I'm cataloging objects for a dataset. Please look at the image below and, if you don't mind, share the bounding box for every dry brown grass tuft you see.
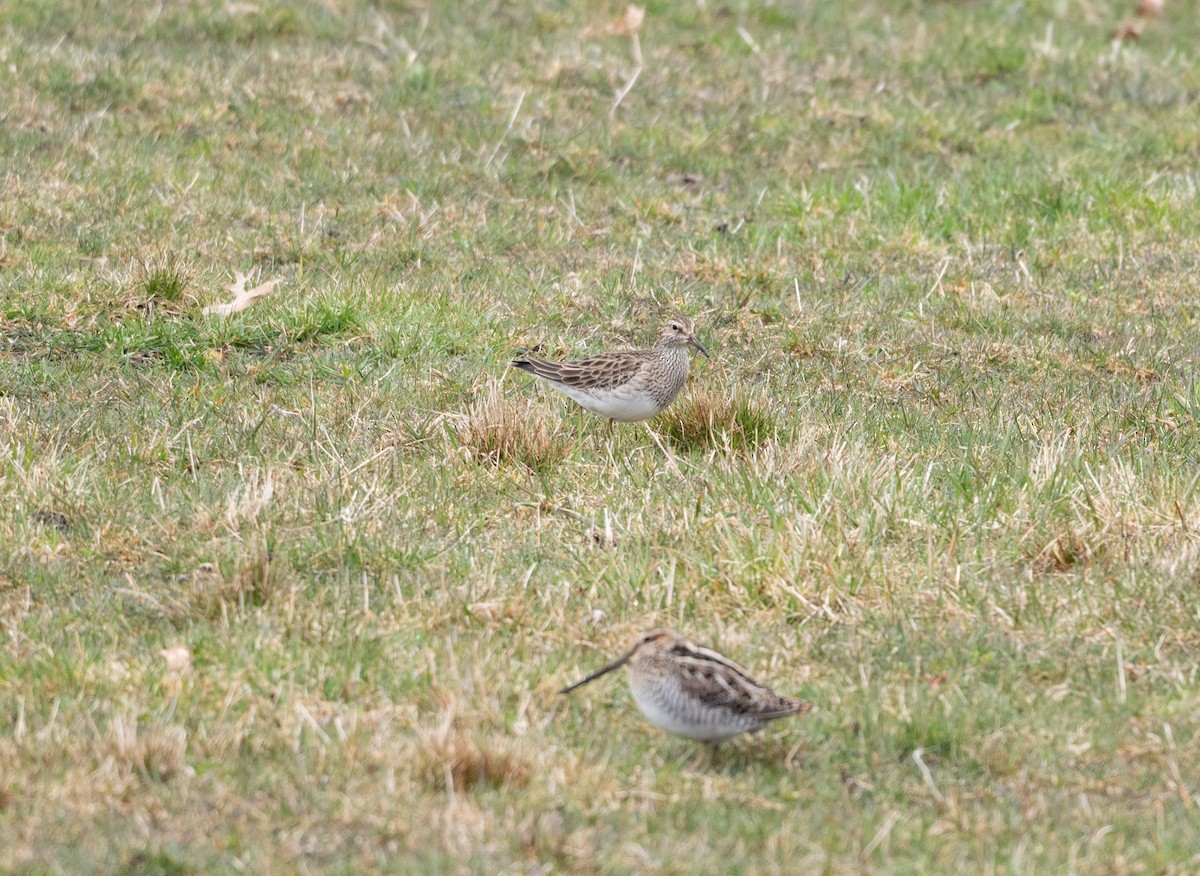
[458,383,570,470]
[1031,528,1094,573]
[416,716,530,793]
[183,543,281,618]
[108,718,188,784]
[660,389,777,453]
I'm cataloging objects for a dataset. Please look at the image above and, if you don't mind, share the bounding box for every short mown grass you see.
[3,0,1200,873]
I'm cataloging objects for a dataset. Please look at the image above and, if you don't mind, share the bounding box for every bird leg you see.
[692,740,722,770]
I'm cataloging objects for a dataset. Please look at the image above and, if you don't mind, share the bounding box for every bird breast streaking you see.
[511,315,710,426]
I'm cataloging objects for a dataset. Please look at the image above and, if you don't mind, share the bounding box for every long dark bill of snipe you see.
[559,649,634,695]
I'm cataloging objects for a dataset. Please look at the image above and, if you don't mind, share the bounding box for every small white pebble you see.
[160,644,192,674]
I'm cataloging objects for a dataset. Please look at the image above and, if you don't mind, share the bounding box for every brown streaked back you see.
[650,635,811,721]
[510,349,651,390]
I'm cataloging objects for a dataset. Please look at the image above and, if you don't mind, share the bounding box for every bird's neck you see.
[655,345,690,379]
[655,342,686,359]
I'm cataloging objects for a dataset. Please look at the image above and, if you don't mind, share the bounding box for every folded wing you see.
[511,350,649,391]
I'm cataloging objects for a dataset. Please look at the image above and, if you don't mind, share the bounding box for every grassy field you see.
[3,0,1200,871]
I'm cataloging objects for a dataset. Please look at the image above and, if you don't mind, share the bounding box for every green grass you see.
[3,0,1200,872]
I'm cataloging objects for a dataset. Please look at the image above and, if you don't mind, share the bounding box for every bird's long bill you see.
[688,334,711,358]
[559,650,633,695]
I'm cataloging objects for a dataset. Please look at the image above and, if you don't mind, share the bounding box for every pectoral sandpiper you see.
[560,629,811,743]
[511,316,710,429]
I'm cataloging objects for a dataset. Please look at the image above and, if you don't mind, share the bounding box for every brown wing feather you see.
[672,641,810,720]
[511,349,651,390]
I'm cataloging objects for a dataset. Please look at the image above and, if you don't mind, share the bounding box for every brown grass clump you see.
[661,390,777,453]
[183,543,281,619]
[459,384,569,470]
[108,719,188,784]
[416,723,530,793]
[1031,528,1095,573]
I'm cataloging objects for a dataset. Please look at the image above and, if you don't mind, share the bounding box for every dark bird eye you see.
[670,323,680,331]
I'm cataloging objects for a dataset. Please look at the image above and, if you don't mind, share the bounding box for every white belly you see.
[630,685,749,742]
[554,384,665,422]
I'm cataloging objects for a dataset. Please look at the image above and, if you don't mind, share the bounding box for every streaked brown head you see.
[658,316,710,358]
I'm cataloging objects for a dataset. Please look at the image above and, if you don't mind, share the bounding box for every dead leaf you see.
[1137,0,1163,17]
[582,4,644,37]
[1109,19,1144,39]
[203,271,281,316]
[160,644,192,674]
[614,4,644,36]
